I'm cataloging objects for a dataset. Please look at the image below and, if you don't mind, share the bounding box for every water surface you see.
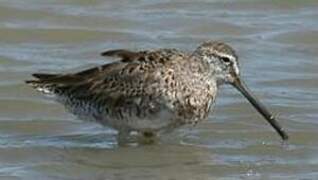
[1,0,318,179]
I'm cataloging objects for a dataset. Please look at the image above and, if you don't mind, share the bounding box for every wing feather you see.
[26,48,188,105]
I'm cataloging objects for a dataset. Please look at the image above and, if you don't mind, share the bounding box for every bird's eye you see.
[221,57,231,63]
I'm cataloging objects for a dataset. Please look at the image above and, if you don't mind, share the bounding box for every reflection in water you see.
[0,0,318,179]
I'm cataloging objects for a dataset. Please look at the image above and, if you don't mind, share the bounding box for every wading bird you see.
[26,41,288,143]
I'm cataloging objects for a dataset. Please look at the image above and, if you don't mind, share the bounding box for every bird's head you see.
[193,41,288,141]
[194,41,240,85]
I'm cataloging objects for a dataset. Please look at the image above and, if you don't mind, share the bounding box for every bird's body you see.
[26,41,288,142]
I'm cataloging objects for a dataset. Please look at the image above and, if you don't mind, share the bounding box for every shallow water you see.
[1,0,318,179]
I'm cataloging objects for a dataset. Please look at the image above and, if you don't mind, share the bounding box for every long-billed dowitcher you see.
[26,41,288,143]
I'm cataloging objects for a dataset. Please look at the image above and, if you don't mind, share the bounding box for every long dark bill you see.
[232,78,289,141]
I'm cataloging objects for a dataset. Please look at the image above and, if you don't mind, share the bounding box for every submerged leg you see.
[117,129,159,145]
[137,131,158,144]
[117,130,132,145]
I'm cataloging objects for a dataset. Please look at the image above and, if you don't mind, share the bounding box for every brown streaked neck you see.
[186,53,212,75]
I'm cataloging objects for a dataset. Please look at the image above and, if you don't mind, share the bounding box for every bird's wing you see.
[100,49,142,62]
[26,49,187,110]
[100,48,186,64]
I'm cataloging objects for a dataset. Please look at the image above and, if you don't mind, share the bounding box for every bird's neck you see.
[187,54,211,74]
[189,53,225,87]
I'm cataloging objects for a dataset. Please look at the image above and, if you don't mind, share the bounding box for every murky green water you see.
[1,0,318,179]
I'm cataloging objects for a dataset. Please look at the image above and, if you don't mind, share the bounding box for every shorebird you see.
[26,41,288,143]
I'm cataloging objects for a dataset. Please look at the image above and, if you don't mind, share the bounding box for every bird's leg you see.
[117,129,132,145]
[143,131,156,139]
[137,131,158,144]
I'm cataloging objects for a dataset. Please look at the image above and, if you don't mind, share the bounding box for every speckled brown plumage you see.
[26,41,289,142]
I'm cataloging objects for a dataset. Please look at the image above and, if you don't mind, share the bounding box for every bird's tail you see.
[25,73,59,94]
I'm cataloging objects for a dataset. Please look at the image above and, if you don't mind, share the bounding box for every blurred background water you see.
[0,0,318,179]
